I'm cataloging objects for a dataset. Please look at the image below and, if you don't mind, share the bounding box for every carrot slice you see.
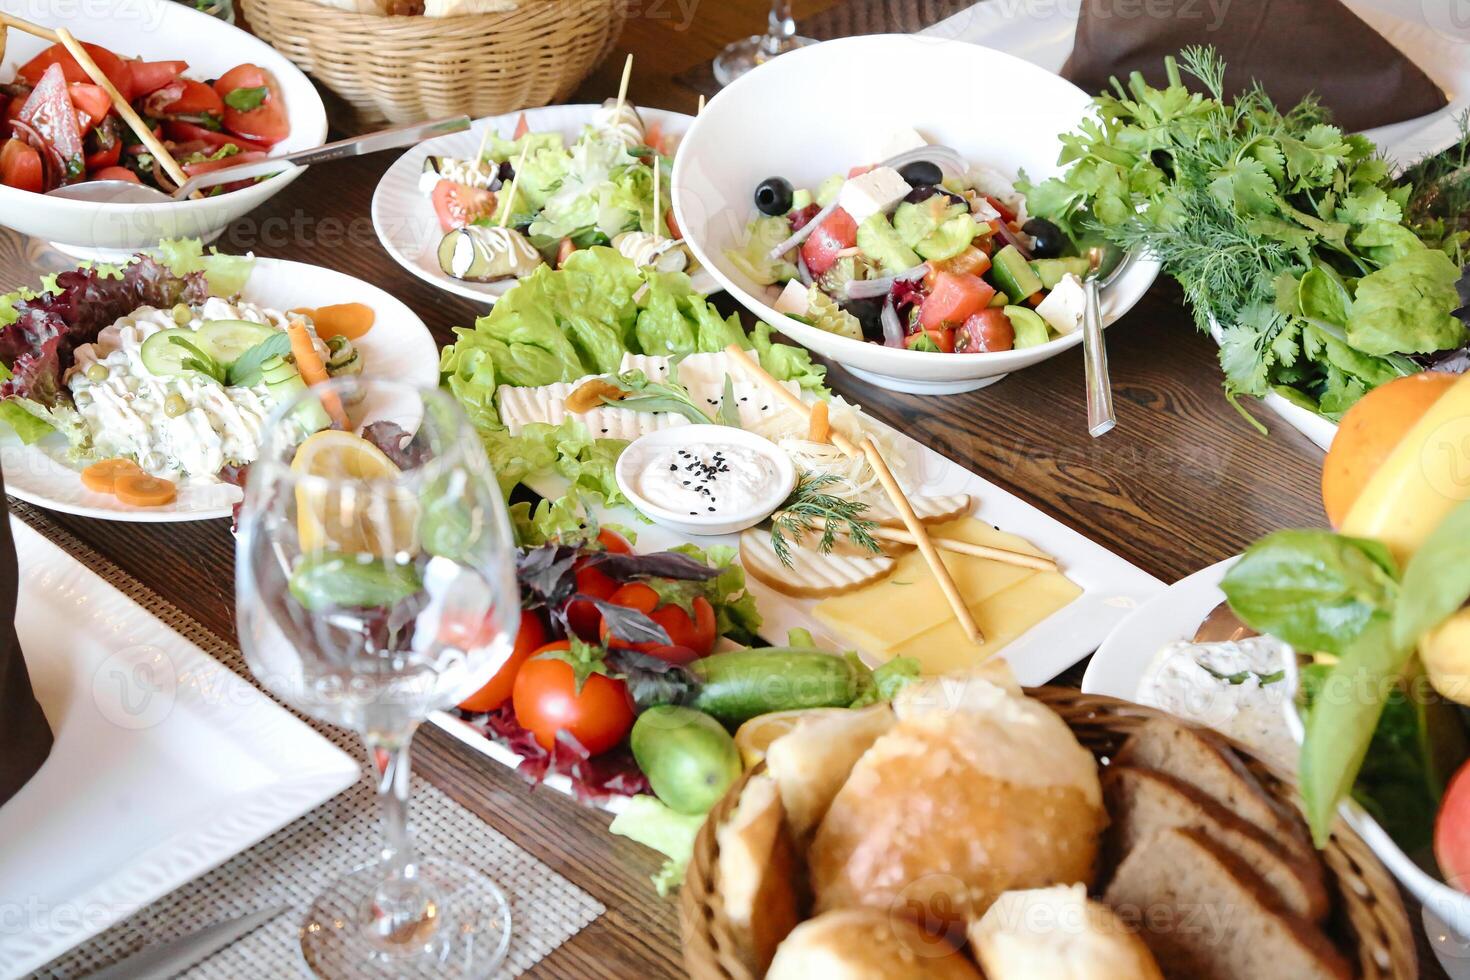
[114,473,177,507]
[287,319,349,429]
[308,302,374,340]
[807,399,830,444]
[80,458,144,494]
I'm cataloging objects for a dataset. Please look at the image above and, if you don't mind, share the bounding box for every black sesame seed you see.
[708,507,715,512]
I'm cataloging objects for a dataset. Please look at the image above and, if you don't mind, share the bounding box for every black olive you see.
[903,185,966,208]
[843,298,885,342]
[754,177,794,216]
[1022,217,1067,259]
[898,160,943,187]
[498,161,515,182]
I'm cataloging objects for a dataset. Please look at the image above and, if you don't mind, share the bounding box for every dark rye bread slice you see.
[1103,765,1329,921]
[1104,827,1351,980]
[1115,718,1313,859]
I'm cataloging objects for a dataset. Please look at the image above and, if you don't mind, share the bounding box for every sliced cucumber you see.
[1003,305,1051,349]
[197,319,279,367]
[261,360,332,434]
[139,327,202,377]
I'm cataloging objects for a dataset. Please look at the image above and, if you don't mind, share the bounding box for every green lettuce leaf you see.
[154,238,254,295]
[726,216,797,287]
[1347,248,1467,355]
[803,288,862,340]
[750,321,826,391]
[608,795,706,896]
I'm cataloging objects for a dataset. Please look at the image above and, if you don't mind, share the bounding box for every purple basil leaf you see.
[361,420,431,470]
[516,545,579,610]
[586,550,720,583]
[605,648,698,710]
[590,597,672,646]
[457,702,650,803]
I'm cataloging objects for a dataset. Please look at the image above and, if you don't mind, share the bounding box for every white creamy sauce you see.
[451,226,543,281]
[632,442,779,517]
[66,298,308,483]
[613,231,686,272]
[1135,636,1294,768]
[591,101,645,149]
[419,157,496,194]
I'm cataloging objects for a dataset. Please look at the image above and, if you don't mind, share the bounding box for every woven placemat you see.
[675,0,979,97]
[12,504,604,980]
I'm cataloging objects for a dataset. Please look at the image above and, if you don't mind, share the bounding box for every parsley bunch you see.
[1020,47,1468,423]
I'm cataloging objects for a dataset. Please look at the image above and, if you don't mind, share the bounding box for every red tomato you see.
[91,165,140,184]
[83,119,122,171]
[904,328,955,353]
[847,164,874,178]
[126,60,188,98]
[161,79,224,118]
[512,112,530,139]
[512,642,634,755]
[213,64,288,146]
[18,43,131,98]
[0,140,43,193]
[643,644,701,666]
[555,236,577,268]
[643,121,665,155]
[1438,758,1470,893]
[599,582,717,658]
[919,271,995,330]
[67,84,110,132]
[182,149,267,176]
[18,65,85,185]
[563,528,633,641]
[924,247,991,288]
[955,309,1015,353]
[430,179,496,232]
[799,206,858,277]
[457,609,547,713]
[984,195,1017,223]
[665,206,682,239]
[164,120,268,154]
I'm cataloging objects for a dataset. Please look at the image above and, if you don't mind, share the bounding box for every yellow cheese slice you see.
[888,571,1083,674]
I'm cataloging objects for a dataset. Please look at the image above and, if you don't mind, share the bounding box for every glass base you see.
[713,33,817,87]
[299,857,511,979]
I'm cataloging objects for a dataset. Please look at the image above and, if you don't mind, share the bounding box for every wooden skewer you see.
[498,141,531,230]
[52,26,196,197]
[696,94,706,115]
[871,525,1056,570]
[0,11,58,41]
[724,343,983,643]
[614,54,633,119]
[472,122,494,173]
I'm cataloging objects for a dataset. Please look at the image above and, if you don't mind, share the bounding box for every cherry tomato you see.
[919,271,995,330]
[800,206,858,277]
[512,641,634,755]
[18,43,130,98]
[430,179,496,233]
[643,644,701,666]
[955,309,1015,353]
[984,194,1017,223]
[905,328,955,353]
[512,112,530,139]
[213,64,289,146]
[847,164,874,178]
[0,140,43,193]
[599,582,717,658]
[457,609,547,713]
[165,119,269,154]
[67,84,110,132]
[161,79,224,118]
[126,60,188,98]
[83,119,122,171]
[563,528,633,641]
[91,165,140,184]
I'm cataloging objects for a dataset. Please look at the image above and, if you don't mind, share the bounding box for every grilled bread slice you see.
[1103,827,1350,980]
[1103,766,1328,921]
[740,527,896,598]
[861,492,972,528]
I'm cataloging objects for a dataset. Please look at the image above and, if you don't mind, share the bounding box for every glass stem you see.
[368,727,417,870]
[361,724,437,954]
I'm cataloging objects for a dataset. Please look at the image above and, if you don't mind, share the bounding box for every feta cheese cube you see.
[837,167,912,225]
[877,127,928,160]
[1035,273,1087,336]
[772,279,810,317]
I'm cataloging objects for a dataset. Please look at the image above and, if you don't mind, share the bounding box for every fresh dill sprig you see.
[769,473,880,569]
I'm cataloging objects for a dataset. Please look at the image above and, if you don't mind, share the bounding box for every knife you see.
[84,905,290,980]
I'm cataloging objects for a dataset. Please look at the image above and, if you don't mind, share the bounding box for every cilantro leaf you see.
[223,86,269,112]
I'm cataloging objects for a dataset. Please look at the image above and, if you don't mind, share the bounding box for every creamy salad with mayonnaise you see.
[66,298,332,483]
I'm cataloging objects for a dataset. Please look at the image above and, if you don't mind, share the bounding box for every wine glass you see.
[712,0,816,87]
[236,377,520,979]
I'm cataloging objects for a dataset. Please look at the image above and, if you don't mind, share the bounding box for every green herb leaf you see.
[223,85,269,112]
[226,331,293,386]
[769,474,880,569]
[1392,500,1470,650]
[168,335,226,383]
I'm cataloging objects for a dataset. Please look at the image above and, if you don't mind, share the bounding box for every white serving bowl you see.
[671,34,1160,395]
[0,0,327,259]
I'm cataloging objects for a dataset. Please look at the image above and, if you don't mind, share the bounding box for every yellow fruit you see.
[1340,372,1470,563]
[733,708,849,768]
[291,430,416,554]
[1423,607,1470,706]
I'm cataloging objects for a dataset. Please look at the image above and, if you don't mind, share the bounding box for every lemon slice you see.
[292,430,418,555]
[733,707,850,768]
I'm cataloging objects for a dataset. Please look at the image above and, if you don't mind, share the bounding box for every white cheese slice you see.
[495,380,686,440]
[1035,273,1087,336]
[773,279,810,317]
[877,127,929,160]
[618,351,804,429]
[836,167,911,225]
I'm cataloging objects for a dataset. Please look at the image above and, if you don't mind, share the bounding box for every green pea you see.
[163,394,188,417]
[84,363,110,383]
[171,304,192,325]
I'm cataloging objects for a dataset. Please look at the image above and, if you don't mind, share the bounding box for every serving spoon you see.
[1082,244,1132,438]
[46,115,471,204]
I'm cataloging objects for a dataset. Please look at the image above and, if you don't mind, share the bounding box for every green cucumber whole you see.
[289,552,423,611]
[629,706,742,815]
[689,648,866,726]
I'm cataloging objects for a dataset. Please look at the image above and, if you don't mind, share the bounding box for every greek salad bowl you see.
[0,0,327,260]
[672,35,1161,395]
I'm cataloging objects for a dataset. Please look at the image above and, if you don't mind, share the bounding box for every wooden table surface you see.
[0,3,1444,977]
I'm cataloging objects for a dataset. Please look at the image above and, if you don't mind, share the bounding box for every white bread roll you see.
[969,885,1163,980]
[808,677,1104,922]
[715,774,800,974]
[766,909,983,980]
[764,703,895,844]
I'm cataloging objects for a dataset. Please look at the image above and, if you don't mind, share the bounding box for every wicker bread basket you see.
[240,0,627,125]
[681,687,1418,980]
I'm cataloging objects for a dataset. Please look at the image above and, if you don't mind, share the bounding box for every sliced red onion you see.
[994,219,1032,261]
[795,253,813,287]
[880,144,969,178]
[843,263,927,300]
[880,297,904,347]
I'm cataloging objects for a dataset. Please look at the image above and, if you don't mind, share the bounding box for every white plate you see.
[0,256,440,522]
[0,0,328,258]
[433,415,1165,809]
[372,104,718,304]
[924,0,1468,437]
[672,34,1162,396]
[0,519,358,976]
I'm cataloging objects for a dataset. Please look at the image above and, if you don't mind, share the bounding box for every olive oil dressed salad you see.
[728,132,1086,354]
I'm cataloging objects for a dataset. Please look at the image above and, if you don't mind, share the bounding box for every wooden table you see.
[0,4,1443,977]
